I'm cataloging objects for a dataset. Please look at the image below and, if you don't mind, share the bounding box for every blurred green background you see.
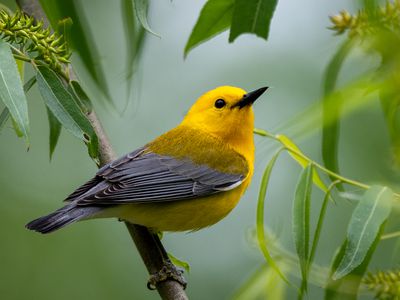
[1,0,398,299]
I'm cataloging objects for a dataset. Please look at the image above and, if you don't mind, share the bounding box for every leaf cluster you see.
[0,10,70,71]
[363,270,400,299]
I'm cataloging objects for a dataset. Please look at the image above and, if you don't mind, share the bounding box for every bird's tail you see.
[26,204,102,234]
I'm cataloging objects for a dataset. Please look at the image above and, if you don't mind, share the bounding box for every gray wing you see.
[65,148,245,206]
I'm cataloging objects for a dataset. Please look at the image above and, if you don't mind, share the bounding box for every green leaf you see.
[39,0,111,102]
[122,0,145,99]
[167,252,190,273]
[184,0,234,57]
[36,66,99,160]
[229,0,278,42]
[133,0,159,37]
[257,148,290,284]
[0,76,36,133]
[309,183,337,269]
[46,107,61,160]
[0,107,8,131]
[325,226,384,300]
[277,134,328,192]
[292,164,313,296]
[69,81,93,113]
[333,186,393,279]
[322,40,354,188]
[0,40,29,143]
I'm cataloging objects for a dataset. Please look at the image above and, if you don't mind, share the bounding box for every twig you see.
[16,1,188,299]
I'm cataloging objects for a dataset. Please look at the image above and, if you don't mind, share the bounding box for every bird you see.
[26,85,268,234]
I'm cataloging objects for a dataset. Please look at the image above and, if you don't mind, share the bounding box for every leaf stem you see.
[381,231,400,240]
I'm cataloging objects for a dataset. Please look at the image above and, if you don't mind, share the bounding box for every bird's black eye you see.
[214,99,226,109]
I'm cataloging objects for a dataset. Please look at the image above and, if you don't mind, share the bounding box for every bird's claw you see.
[147,261,187,290]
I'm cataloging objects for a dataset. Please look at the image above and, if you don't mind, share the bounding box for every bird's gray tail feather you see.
[26,204,102,234]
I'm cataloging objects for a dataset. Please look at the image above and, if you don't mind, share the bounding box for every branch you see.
[16,1,188,299]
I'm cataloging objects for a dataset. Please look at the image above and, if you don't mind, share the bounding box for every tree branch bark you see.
[16,1,188,299]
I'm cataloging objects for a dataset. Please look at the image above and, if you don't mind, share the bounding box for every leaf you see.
[277,134,328,192]
[257,148,290,284]
[184,0,234,57]
[325,226,384,300]
[36,66,99,160]
[0,107,8,131]
[69,81,93,113]
[333,186,393,279]
[46,107,61,160]
[229,0,278,42]
[293,164,313,296]
[122,0,145,99]
[39,0,111,102]
[167,252,190,273]
[0,76,36,133]
[0,40,29,143]
[322,40,354,187]
[309,183,337,268]
[133,0,159,37]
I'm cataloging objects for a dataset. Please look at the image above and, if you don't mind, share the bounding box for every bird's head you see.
[182,86,268,150]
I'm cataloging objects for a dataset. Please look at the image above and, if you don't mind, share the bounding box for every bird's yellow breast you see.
[114,176,251,232]
[99,125,254,232]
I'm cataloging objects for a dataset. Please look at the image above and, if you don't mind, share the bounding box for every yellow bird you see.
[26,86,268,233]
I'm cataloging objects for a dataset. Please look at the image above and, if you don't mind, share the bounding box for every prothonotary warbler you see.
[26,86,268,233]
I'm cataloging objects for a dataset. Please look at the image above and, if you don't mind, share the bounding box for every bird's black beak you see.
[233,87,269,109]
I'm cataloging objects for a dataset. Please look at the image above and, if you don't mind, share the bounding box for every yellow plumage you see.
[27,85,267,233]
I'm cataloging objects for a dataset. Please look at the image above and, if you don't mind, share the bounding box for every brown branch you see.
[16,1,188,299]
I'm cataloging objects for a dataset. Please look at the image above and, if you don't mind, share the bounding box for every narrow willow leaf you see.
[39,0,111,101]
[184,0,234,57]
[257,148,290,284]
[277,134,328,192]
[0,40,29,142]
[133,0,159,37]
[122,0,145,98]
[69,81,93,113]
[36,66,99,160]
[0,76,36,132]
[167,252,190,274]
[309,183,337,268]
[322,40,354,187]
[325,226,384,300]
[0,107,8,131]
[333,186,393,279]
[46,108,61,160]
[293,164,313,295]
[229,0,278,42]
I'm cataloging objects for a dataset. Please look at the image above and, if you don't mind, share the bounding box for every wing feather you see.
[66,148,247,206]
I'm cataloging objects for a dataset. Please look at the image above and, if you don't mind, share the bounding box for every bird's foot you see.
[147,260,187,290]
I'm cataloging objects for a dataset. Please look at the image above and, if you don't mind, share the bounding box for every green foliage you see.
[229,0,278,42]
[167,252,190,274]
[329,1,400,37]
[36,66,99,162]
[132,0,159,37]
[184,0,234,57]
[321,39,354,188]
[325,231,382,300]
[0,39,29,143]
[0,10,70,71]
[39,0,111,100]
[46,107,61,159]
[256,148,290,284]
[363,270,400,299]
[333,186,393,279]
[292,164,313,297]
[185,0,278,56]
